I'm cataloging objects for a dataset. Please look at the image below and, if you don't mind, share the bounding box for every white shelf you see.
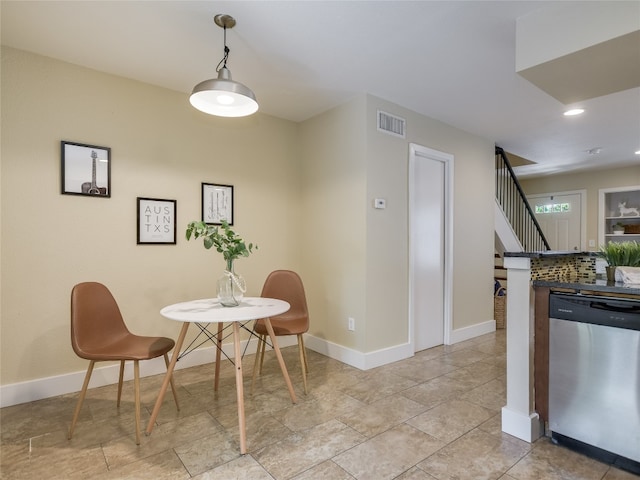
[598,186,640,246]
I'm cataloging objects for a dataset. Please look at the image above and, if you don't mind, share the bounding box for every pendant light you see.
[190,14,258,117]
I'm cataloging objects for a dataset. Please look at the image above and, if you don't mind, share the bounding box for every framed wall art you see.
[202,183,233,225]
[61,141,111,197]
[137,197,177,245]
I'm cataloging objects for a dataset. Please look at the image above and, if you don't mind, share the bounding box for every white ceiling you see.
[2,0,639,178]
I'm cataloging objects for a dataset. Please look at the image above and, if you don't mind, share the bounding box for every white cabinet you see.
[598,186,640,246]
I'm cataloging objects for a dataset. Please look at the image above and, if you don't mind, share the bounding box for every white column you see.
[501,256,543,442]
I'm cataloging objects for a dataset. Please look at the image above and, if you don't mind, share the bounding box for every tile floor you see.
[1,330,638,479]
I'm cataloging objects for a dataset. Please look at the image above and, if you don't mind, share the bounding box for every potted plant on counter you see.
[598,240,640,282]
[186,220,257,306]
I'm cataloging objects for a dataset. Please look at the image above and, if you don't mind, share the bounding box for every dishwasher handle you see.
[590,300,640,314]
[549,293,640,330]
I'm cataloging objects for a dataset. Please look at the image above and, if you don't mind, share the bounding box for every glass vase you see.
[217,260,246,307]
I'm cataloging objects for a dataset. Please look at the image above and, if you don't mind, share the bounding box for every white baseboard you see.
[449,319,496,344]
[501,406,543,443]
[304,319,495,371]
[304,335,414,371]
[0,335,297,408]
[0,324,496,408]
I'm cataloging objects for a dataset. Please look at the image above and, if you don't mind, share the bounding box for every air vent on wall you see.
[377,110,406,138]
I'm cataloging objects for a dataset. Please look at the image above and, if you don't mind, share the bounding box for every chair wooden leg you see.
[116,360,125,407]
[133,360,141,445]
[298,334,308,394]
[164,354,180,411]
[68,360,95,440]
[299,334,309,371]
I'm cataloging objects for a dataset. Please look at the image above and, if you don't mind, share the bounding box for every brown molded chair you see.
[68,282,179,444]
[252,270,310,394]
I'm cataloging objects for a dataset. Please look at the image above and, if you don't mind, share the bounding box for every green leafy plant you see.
[598,241,640,267]
[186,220,257,270]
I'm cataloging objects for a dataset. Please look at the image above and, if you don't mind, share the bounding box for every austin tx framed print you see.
[202,183,233,225]
[137,197,177,244]
[61,141,111,197]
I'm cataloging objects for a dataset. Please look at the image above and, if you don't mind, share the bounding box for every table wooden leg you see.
[145,322,190,435]
[164,354,180,411]
[133,360,141,445]
[263,318,297,404]
[214,322,223,392]
[232,321,247,454]
[250,334,264,395]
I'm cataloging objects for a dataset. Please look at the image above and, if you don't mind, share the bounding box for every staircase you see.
[493,147,549,323]
[494,253,508,289]
[495,146,550,254]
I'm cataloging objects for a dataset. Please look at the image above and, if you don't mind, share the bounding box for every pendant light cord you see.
[216,25,230,72]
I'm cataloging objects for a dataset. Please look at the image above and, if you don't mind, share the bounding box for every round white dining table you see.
[145,297,297,454]
[159,297,290,322]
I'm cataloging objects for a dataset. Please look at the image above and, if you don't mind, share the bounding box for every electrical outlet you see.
[348,317,355,331]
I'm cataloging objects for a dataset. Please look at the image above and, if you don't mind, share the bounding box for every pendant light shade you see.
[190,14,258,117]
[190,67,258,117]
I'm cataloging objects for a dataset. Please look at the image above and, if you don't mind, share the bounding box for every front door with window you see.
[528,192,584,251]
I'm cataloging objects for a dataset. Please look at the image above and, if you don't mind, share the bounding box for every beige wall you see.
[366,97,495,346]
[299,97,368,352]
[1,46,496,393]
[1,47,302,385]
[299,94,495,355]
[520,166,640,250]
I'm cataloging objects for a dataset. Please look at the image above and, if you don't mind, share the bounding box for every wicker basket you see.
[624,224,640,234]
[494,287,506,329]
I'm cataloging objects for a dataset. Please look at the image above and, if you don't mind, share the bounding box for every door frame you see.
[527,189,587,251]
[408,143,454,351]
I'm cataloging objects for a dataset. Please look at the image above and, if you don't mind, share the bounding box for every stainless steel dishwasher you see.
[549,292,640,474]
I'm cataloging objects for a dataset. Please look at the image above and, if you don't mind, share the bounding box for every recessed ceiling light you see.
[564,108,585,116]
[635,150,640,155]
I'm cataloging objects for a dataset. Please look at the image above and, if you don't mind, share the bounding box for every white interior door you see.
[409,144,452,352]
[528,192,585,251]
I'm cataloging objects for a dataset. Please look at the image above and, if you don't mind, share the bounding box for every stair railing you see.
[495,146,550,252]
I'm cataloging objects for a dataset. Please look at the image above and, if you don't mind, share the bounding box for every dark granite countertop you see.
[504,251,599,258]
[533,277,640,296]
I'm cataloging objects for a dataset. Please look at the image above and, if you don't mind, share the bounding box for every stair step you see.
[495,253,507,288]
